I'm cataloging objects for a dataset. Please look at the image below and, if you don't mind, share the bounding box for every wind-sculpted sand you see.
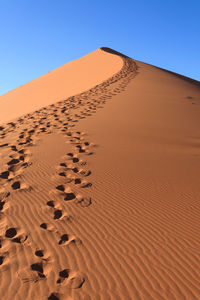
[0,47,200,299]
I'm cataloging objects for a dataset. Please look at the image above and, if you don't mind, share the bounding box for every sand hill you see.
[0,47,200,300]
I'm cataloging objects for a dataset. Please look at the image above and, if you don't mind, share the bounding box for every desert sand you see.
[0,47,200,300]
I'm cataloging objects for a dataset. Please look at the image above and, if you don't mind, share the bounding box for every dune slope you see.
[0,48,123,123]
[0,47,200,300]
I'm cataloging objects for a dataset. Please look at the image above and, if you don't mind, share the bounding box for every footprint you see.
[79,169,91,177]
[35,250,44,257]
[18,262,46,283]
[12,234,28,244]
[58,172,66,177]
[0,171,10,180]
[64,193,76,201]
[73,178,92,188]
[56,185,65,192]
[8,162,29,174]
[11,181,21,190]
[58,233,81,246]
[7,158,20,166]
[59,162,67,167]
[9,153,29,163]
[0,200,6,211]
[5,227,28,243]
[54,209,62,220]
[75,195,92,207]
[40,223,48,230]
[46,201,55,208]
[48,293,60,300]
[11,180,30,191]
[0,190,10,202]
[54,171,73,183]
[0,256,4,265]
[5,227,17,238]
[72,157,79,163]
[0,251,8,265]
[57,269,69,283]
[54,185,76,201]
[81,182,92,188]
[58,234,69,245]
[74,178,81,185]
[10,145,18,152]
[76,146,86,153]
[0,143,9,148]
[31,262,45,278]
[66,153,79,163]
[71,167,79,174]
[40,223,55,231]
[56,269,85,289]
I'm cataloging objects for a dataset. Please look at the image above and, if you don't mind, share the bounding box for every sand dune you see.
[0,48,123,123]
[0,47,200,300]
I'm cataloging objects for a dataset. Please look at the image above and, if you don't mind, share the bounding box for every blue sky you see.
[0,0,199,96]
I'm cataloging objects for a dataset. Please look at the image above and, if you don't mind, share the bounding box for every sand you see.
[0,47,200,300]
[0,49,123,124]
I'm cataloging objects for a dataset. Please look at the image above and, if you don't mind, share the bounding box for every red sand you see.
[0,48,200,300]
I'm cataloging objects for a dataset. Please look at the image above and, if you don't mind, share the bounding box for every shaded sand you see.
[0,47,200,300]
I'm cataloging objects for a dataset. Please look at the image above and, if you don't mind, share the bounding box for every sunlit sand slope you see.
[0,48,123,123]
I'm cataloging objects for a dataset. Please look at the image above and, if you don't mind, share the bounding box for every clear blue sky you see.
[0,0,199,96]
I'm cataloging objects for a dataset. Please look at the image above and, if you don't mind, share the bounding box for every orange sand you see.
[0,49,123,123]
[0,47,200,300]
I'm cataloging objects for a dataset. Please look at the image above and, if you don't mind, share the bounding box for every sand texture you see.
[0,47,200,300]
